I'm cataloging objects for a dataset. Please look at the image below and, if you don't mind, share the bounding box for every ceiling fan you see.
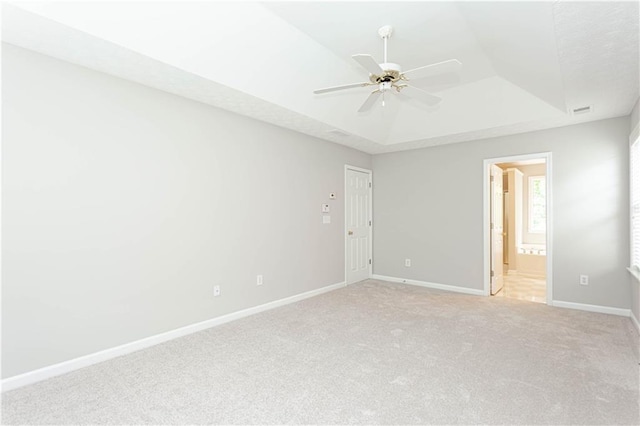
[313,25,462,112]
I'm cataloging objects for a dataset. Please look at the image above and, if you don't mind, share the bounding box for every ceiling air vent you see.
[572,105,592,115]
[327,129,349,138]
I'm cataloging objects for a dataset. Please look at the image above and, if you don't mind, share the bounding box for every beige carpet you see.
[2,279,639,425]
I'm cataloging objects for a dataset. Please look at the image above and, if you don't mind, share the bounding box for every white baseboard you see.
[1,280,346,392]
[630,310,640,335]
[551,300,631,317]
[371,274,484,296]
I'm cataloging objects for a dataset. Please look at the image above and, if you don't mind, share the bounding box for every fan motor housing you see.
[370,62,402,84]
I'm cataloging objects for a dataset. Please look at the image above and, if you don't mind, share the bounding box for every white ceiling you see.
[3,1,639,154]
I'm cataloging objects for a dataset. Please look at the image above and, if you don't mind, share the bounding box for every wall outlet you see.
[213,285,221,297]
[257,275,263,286]
[405,259,411,267]
[579,275,589,286]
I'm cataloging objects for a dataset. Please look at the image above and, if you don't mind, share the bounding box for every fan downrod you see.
[371,25,401,83]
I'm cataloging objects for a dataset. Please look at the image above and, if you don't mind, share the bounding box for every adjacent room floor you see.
[496,270,547,304]
[2,279,638,425]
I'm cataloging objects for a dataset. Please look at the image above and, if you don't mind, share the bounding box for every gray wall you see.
[3,42,637,379]
[373,116,631,310]
[2,44,371,378]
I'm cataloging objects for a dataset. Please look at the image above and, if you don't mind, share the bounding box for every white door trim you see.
[344,165,373,284]
[483,152,553,305]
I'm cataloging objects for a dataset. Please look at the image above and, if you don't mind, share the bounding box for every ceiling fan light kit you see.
[313,25,462,112]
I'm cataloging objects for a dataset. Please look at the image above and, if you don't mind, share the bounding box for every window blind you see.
[631,137,640,269]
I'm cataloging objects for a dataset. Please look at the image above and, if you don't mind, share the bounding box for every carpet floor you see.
[2,279,639,425]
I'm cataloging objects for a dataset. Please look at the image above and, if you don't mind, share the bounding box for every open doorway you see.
[484,153,552,305]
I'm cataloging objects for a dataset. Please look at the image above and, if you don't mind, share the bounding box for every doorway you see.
[345,165,372,285]
[484,153,552,304]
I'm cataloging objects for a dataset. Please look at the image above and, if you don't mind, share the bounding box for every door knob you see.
[348,231,353,235]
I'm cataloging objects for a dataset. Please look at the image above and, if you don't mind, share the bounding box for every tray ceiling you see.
[3,1,638,154]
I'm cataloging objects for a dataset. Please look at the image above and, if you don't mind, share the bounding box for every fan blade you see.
[358,90,382,112]
[402,59,462,80]
[313,82,371,94]
[352,54,384,75]
[398,85,442,106]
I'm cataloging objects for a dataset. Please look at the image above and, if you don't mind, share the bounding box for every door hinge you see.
[369,220,372,226]
[369,259,372,265]
[369,182,372,188]
[490,270,494,277]
[490,176,494,182]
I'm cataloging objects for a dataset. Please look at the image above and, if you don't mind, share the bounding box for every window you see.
[631,136,640,270]
[528,176,546,233]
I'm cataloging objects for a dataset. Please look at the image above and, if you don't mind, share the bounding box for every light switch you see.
[322,204,330,213]
[323,215,331,224]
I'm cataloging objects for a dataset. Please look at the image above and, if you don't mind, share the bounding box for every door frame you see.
[344,164,373,285]
[483,152,553,305]
[489,164,505,295]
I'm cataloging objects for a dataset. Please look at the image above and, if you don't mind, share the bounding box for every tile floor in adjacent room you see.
[496,268,546,304]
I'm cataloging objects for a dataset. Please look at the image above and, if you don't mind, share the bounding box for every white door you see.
[346,168,371,284]
[490,164,504,295]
